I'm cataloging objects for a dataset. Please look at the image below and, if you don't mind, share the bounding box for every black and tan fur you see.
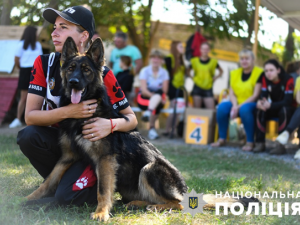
[26,37,188,221]
[26,37,260,221]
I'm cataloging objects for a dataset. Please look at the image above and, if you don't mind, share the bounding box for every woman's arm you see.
[213,66,223,81]
[229,87,238,107]
[82,106,138,141]
[14,56,20,69]
[162,80,169,95]
[296,91,300,105]
[25,93,98,126]
[140,79,153,98]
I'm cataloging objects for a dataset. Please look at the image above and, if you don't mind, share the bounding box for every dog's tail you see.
[203,194,260,210]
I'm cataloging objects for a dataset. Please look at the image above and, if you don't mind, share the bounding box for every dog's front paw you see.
[146,204,165,211]
[26,193,39,201]
[90,212,110,221]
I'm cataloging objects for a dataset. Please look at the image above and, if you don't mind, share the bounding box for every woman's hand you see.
[65,99,98,119]
[230,105,239,119]
[256,100,264,110]
[82,117,112,142]
[262,98,271,110]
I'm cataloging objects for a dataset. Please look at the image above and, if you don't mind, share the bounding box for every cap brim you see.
[42,8,80,25]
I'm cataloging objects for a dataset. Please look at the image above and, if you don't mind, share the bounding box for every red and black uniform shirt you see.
[261,74,296,109]
[28,53,129,111]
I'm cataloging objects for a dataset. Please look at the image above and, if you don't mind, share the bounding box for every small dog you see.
[25,37,188,221]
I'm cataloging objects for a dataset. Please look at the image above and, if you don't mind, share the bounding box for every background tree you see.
[183,0,263,47]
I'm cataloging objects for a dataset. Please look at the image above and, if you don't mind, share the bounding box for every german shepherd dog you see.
[26,37,259,221]
[25,37,188,221]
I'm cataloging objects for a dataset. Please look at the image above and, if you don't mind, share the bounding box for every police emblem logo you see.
[180,189,207,217]
[49,77,55,91]
[189,197,198,209]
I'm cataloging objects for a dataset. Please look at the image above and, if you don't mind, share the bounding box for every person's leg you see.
[17,126,62,179]
[164,99,176,134]
[211,101,232,146]
[269,107,291,155]
[203,97,215,109]
[148,94,162,111]
[255,109,267,144]
[277,107,293,134]
[55,161,97,205]
[193,96,202,108]
[17,90,28,120]
[239,102,257,144]
[285,107,300,134]
[149,114,159,129]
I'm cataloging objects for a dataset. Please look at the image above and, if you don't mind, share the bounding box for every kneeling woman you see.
[254,59,295,154]
[211,49,263,151]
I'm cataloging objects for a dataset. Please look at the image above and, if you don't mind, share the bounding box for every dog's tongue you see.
[71,89,81,104]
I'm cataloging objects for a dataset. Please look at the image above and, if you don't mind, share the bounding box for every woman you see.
[189,42,223,109]
[163,41,185,136]
[17,6,137,205]
[211,49,263,151]
[9,26,43,128]
[137,49,169,140]
[254,59,295,154]
[276,72,300,158]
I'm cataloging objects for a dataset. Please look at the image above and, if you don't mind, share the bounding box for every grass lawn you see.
[1,134,300,225]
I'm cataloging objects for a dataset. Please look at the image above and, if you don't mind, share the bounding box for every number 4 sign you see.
[185,115,209,145]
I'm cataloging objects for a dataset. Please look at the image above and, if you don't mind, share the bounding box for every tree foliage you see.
[271,29,300,66]
[182,0,258,46]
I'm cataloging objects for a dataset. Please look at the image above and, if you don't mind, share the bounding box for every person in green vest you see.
[163,40,186,136]
[211,49,264,151]
[189,42,223,109]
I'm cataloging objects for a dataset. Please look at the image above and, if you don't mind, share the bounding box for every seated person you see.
[116,55,134,100]
[137,49,169,140]
[254,59,295,154]
[211,49,263,151]
[276,74,300,158]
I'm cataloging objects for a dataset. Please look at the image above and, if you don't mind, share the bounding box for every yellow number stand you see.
[184,108,216,145]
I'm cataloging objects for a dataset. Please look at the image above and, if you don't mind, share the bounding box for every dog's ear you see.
[86,37,105,68]
[61,37,78,64]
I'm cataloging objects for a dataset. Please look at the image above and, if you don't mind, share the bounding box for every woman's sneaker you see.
[148,128,159,140]
[294,149,300,159]
[276,131,289,145]
[141,110,151,122]
[9,118,22,128]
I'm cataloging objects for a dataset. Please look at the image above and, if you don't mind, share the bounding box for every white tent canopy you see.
[261,0,300,31]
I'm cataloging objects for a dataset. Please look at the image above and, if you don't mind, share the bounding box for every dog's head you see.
[60,37,105,104]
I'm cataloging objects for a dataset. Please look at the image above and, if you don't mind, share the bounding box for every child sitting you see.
[116,55,134,99]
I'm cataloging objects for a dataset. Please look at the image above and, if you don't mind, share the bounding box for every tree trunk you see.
[0,0,13,25]
[283,25,295,66]
[192,0,200,32]
[245,10,255,47]
[144,20,160,65]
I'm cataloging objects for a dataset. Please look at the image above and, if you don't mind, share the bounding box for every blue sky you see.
[149,0,291,50]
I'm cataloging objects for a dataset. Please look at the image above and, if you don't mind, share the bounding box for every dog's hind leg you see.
[126,159,187,211]
[90,155,118,222]
[26,152,78,200]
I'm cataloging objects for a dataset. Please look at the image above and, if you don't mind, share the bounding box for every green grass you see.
[1,134,300,224]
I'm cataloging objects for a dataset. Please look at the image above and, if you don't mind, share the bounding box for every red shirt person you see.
[17,6,137,205]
